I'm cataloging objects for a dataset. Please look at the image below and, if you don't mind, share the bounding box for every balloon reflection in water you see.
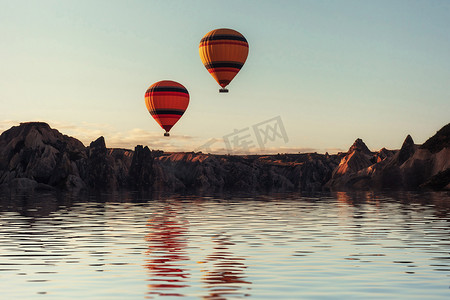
[144,204,190,298]
[201,232,251,299]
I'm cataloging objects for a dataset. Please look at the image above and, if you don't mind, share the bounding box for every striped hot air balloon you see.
[145,80,189,137]
[199,28,249,93]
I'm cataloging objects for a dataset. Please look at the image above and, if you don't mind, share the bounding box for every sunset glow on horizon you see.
[1,0,449,154]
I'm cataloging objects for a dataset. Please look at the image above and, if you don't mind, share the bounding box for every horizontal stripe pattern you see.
[146,86,189,94]
[149,109,185,116]
[199,40,249,48]
[145,91,189,98]
[200,34,247,43]
[199,28,248,89]
[204,62,243,70]
[208,68,240,74]
[145,80,189,133]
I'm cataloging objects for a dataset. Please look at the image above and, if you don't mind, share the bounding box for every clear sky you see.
[1,0,449,154]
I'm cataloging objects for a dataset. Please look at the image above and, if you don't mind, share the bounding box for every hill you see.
[0,122,449,192]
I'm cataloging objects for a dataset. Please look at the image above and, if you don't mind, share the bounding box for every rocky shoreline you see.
[0,122,449,193]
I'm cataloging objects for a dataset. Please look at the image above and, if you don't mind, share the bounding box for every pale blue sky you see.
[1,0,449,153]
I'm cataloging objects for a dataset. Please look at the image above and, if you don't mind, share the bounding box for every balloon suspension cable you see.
[164,132,170,137]
[219,88,229,93]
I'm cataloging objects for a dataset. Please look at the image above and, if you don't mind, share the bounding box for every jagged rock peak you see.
[348,138,371,154]
[90,136,106,149]
[88,136,107,158]
[402,134,414,147]
[397,134,416,165]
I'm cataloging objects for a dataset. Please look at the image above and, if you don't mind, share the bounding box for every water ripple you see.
[0,191,449,299]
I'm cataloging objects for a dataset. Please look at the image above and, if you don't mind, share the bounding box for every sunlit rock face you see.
[326,124,450,191]
[347,138,372,155]
[374,148,395,163]
[326,138,374,188]
[0,122,448,192]
[333,147,373,177]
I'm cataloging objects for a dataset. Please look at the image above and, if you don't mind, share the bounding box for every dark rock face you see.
[128,145,154,190]
[0,122,449,192]
[421,169,450,190]
[150,152,340,193]
[109,148,134,187]
[421,123,450,153]
[0,123,133,192]
[396,135,416,165]
[86,137,117,190]
[0,122,87,191]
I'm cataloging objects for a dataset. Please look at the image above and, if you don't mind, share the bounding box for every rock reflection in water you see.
[201,232,251,299]
[144,203,190,298]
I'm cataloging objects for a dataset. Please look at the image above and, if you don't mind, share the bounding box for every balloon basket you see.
[164,132,170,137]
[219,88,229,93]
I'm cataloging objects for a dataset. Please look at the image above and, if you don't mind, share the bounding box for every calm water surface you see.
[0,191,449,299]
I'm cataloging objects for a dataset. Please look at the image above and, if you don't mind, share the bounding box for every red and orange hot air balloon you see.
[145,80,189,137]
[199,28,249,93]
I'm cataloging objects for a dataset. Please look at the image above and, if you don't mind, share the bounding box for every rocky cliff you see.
[327,124,450,190]
[0,122,449,193]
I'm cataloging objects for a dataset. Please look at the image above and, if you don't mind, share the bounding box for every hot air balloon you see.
[145,80,189,137]
[199,28,249,93]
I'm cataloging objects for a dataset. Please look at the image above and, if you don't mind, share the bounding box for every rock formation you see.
[421,123,450,153]
[326,124,450,190]
[0,122,87,191]
[348,138,372,155]
[0,122,449,193]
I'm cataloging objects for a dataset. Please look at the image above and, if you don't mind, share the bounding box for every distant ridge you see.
[0,122,449,192]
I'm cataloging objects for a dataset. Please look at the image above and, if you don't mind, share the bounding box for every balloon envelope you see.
[199,28,249,90]
[145,80,189,135]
